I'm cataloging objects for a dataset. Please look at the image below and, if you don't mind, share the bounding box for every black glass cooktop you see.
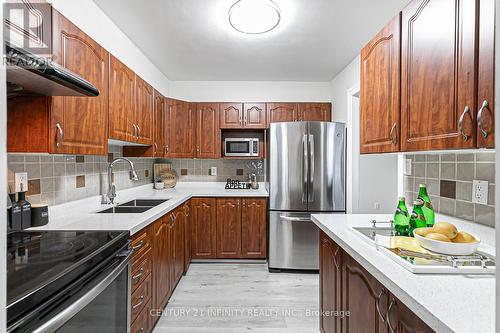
[7,230,129,323]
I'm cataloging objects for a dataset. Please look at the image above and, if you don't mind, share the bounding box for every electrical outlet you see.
[15,172,28,192]
[404,159,412,175]
[210,166,217,176]
[472,180,488,205]
[374,202,380,210]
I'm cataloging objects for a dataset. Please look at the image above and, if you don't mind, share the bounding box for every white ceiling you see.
[93,0,409,82]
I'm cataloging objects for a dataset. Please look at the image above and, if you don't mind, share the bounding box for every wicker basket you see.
[154,163,177,188]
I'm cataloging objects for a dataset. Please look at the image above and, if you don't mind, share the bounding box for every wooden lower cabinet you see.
[192,197,268,260]
[216,198,242,258]
[183,201,192,273]
[319,231,434,333]
[241,198,267,258]
[170,209,185,287]
[191,198,218,259]
[320,232,343,333]
[153,215,172,312]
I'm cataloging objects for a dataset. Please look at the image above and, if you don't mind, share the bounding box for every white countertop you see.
[29,182,268,236]
[311,213,496,333]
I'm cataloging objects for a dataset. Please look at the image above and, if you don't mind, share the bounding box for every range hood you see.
[6,43,100,97]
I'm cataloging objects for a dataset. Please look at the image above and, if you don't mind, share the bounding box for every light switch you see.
[472,180,488,205]
[404,159,412,176]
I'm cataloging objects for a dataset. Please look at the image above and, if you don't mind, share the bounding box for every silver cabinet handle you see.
[164,145,169,154]
[332,246,340,271]
[132,295,145,309]
[279,215,310,222]
[308,134,315,203]
[136,124,141,137]
[302,134,308,204]
[458,106,471,141]
[153,143,158,156]
[386,298,396,333]
[477,100,490,139]
[132,240,144,250]
[132,268,144,281]
[56,123,63,147]
[389,122,397,145]
[132,124,138,138]
[376,289,387,323]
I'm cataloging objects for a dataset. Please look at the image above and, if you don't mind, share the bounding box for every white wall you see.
[334,55,398,214]
[168,81,333,102]
[1,1,7,329]
[331,55,360,123]
[49,0,171,96]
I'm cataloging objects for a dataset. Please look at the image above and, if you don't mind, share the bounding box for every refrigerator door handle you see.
[308,134,315,203]
[302,134,308,203]
[279,215,311,222]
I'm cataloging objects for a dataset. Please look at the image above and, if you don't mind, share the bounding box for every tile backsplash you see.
[7,145,154,206]
[7,144,266,206]
[155,158,265,183]
[403,152,495,227]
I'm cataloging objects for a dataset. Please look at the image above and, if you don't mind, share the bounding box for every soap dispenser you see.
[17,190,31,230]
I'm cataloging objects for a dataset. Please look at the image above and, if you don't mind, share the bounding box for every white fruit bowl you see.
[414,230,480,256]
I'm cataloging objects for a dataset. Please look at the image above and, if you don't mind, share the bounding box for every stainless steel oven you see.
[7,231,132,333]
[224,138,260,157]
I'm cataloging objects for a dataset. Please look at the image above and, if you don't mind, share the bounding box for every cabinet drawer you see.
[131,249,152,292]
[131,274,152,324]
[131,299,152,333]
[131,228,152,263]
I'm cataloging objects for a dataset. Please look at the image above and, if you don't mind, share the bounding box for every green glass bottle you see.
[394,197,410,236]
[418,184,435,227]
[409,199,427,237]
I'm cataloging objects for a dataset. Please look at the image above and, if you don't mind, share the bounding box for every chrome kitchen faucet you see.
[104,157,139,204]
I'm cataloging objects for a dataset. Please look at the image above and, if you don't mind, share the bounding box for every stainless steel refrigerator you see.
[268,121,346,271]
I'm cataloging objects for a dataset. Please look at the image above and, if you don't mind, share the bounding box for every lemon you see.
[425,232,451,242]
[452,231,477,243]
[432,222,458,239]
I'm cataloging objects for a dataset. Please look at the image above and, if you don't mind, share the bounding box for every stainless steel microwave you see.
[224,138,260,157]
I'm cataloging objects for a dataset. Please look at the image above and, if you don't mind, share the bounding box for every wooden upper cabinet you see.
[241,198,267,258]
[134,76,154,145]
[4,0,52,51]
[220,103,243,128]
[165,99,195,158]
[297,103,331,122]
[476,0,495,148]
[109,55,136,142]
[191,198,217,259]
[267,103,297,124]
[153,90,165,157]
[216,198,242,258]
[196,103,220,159]
[401,0,477,151]
[360,13,401,154]
[50,10,109,155]
[243,103,267,128]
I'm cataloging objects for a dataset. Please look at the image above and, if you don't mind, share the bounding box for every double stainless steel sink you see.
[97,199,169,214]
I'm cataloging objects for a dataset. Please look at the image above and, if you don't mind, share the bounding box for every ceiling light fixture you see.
[229,0,281,34]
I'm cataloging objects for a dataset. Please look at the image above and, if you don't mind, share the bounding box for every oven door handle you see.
[32,249,133,333]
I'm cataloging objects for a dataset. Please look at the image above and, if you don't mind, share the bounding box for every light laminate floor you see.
[153,263,320,333]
